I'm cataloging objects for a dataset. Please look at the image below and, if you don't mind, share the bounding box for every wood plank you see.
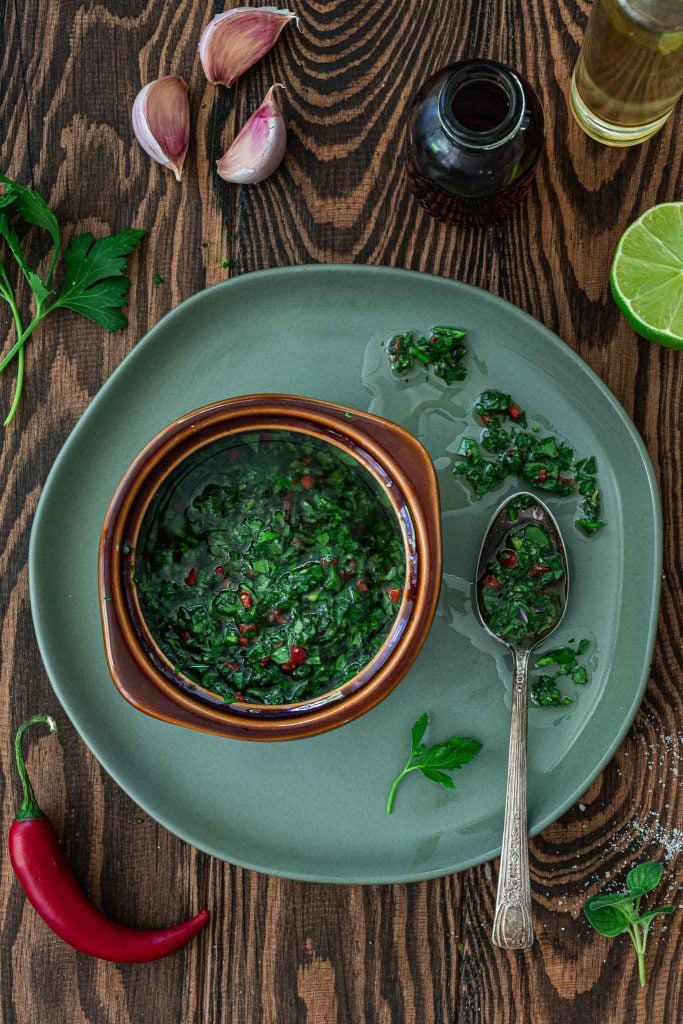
[0,0,681,1022]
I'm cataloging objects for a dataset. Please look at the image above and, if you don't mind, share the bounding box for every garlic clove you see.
[199,7,298,88]
[217,84,287,185]
[132,76,190,181]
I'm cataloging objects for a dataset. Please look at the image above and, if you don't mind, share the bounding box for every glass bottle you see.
[571,0,683,146]
[405,60,545,227]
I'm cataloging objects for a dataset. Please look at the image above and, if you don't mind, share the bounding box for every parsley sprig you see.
[0,174,144,425]
[386,713,481,814]
[584,861,676,987]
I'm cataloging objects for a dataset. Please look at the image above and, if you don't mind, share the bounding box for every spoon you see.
[474,491,569,949]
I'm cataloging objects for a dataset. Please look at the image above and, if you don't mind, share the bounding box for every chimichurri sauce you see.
[134,431,406,705]
[479,520,565,645]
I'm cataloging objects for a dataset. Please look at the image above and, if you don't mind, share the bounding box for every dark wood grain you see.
[1,1,681,1022]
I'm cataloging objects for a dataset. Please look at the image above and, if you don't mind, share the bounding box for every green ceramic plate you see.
[29,266,661,883]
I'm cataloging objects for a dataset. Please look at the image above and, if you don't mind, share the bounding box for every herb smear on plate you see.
[135,431,406,706]
[386,713,482,814]
[455,391,606,533]
[584,861,676,987]
[0,174,144,425]
[386,326,467,384]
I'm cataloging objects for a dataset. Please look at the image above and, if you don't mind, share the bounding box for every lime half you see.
[610,202,683,350]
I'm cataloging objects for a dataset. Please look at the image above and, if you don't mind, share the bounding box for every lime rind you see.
[611,202,683,350]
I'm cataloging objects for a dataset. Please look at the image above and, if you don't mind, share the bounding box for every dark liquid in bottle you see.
[405,60,545,227]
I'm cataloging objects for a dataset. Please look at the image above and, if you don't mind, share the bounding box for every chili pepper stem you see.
[14,714,57,821]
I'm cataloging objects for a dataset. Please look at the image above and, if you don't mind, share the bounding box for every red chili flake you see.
[184,567,198,587]
[229,448,240,462]
[341,571,353,582]
[302,454,314,465]
[239,591,252,608]
[332,556,338,565]
[259,656,271,667]
[283,492,292,521]
[559,477,574,486]
[348,559,357,571]
[498,551,517,569]
[483,574,502,589]
[234,690,244,701]
[238,623,257,635]
[388,588,403,603]
[238,637,249,647]
[480,414,491,426]
[292,536,304,548]
[429,335,438,344]
[356,580,369,594]
[221,577,232,589]
[530,565,551,578]
[226,661,239,671]
[268,609,288,626]
[280,661,294,672]
[300,474,315,490]
[180,631,191,642]
[508,403,523,422]
[537,468,548,483]
[215,565,225,575]
[289,645,308,666]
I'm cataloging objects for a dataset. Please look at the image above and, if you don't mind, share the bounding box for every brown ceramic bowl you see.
[99,395,441,741]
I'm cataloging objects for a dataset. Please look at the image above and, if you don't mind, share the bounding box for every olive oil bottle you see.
[571,0,683,146]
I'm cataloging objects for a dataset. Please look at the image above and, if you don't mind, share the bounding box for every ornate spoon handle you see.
[491,648,534,949]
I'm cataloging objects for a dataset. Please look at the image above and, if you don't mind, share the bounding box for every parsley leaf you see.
[386,713,481,814]
[584,861,676,987]
[0,174,144,425]
[53,229,146,330]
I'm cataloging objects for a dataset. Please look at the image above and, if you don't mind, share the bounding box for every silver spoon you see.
[475,491,569,949]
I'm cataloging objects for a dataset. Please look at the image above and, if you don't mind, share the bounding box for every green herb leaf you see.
[0,175,61,253]
[584,895,632,936]
[627,861,663,898]
[584,860,675,987]
[386,713,481,814]
[53,229,145,331]
[411,712,428,756]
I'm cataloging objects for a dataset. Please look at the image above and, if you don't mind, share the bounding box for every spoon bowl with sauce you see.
[475,492,569,949]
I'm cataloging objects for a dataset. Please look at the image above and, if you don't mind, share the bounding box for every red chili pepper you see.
[530,565,550,578]
[480,414,491,426]
[226,661,239,671]
[341,571,353,582]
[184,567,197,587]
[215,565,225,575]
[239,591,252,609]
[238,636,248,647]
[483,574,502,589]
[356,580,369,594]
[300,474,315,490]
[508,403,523,422]
[388,588,403,603]
[498,551,517,569]
[289,645,308,666]
[234,691,244,701]
[8,716,209,963]
[259,656,271,667]
[238,623,257,635]
[537,469,548,483]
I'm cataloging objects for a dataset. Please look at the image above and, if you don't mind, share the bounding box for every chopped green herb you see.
[386,325,467,385]
[386,713,481,814]
[135,431,406,706]
[584,861,675,988]
[531,638,591,707]
[479,521,565,645]
[454,394,606,533]
[153,273,164,285]
[222,259,235,269]
[201,242,209,249]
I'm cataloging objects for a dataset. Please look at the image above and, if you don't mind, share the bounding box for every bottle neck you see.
[438,61,526,152]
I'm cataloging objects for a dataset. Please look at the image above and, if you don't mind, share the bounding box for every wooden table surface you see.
[1,1,681,1021]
